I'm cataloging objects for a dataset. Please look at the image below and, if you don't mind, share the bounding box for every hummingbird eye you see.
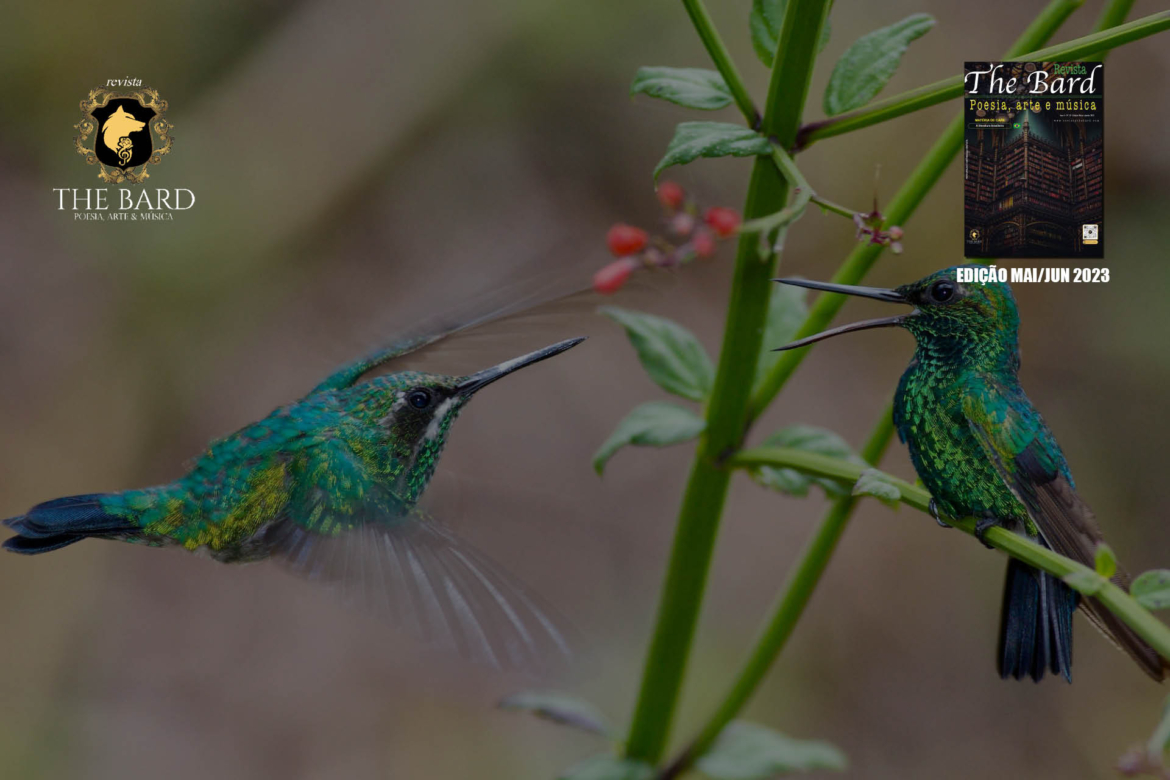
[928,280,957,304]
[407,389,432,410]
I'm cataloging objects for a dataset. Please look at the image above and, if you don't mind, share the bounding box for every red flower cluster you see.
[594,182,741,295]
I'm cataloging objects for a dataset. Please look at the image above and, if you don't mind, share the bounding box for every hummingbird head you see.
[348,337,585,501]
[773,265,1020,369]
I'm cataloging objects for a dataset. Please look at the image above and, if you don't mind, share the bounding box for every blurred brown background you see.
[2,1,1169,777]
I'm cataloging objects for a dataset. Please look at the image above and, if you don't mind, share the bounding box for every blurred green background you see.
[2,1,1169,777]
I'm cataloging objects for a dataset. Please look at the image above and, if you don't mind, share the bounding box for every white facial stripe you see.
[424,397,457,440]
[379,391,407,427]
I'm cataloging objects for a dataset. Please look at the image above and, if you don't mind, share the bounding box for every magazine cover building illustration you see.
[964,61,1103,258]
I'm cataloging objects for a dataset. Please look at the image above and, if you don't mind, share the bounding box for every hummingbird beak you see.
[455,337,586,395]
[771,278,914,351]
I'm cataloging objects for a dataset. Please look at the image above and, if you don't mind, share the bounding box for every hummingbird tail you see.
[997,558,1077,683]
[2,493,138,555]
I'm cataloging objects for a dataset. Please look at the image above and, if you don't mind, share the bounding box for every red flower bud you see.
[657,181,686,210]
[593,258,638,294]
[606,223,648,256]
[703,207,741,238]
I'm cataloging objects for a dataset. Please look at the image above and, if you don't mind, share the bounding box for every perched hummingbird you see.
[3,328,584,669]
[775,265,1165,682]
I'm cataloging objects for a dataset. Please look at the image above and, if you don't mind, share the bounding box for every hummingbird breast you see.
[894,358,1029,526]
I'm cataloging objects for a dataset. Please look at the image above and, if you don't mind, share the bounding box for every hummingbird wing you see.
[261,441,574,672]
[309,265,595,394]
[962,377,1166,681]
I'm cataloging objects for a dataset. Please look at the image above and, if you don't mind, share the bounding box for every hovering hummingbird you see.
[775,265,1165,682]
[3,326,584,669]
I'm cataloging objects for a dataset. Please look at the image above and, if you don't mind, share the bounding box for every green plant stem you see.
[741,144,861,242]
[1091,0,1136,57]
[658,419,894,780]
[795,7,1167,148]
[727,445,1170,661]
[623,0,831,765]
[739,145,815,239]
[680,0,761,127]
[810,194,856,219]
[655,3,1124,776]
[1145,696,1170,766]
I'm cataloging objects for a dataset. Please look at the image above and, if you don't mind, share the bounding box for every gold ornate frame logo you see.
[73,87,174,184]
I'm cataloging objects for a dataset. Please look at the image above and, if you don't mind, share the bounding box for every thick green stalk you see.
[656,3,1123,775]
[796,8,1168,148]
[728,445,1170,661]
[681,0,760,127]
[623,0,830,764]
[658,419,894,780]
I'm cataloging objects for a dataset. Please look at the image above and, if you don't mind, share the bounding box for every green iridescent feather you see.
[776,265,1165,683]
[3,329,584,669]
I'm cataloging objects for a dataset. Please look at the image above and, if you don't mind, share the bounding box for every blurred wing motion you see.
[963,378,1166,681]
[314,262,599,393]
[266,517,574,671]
[263,442,574,671]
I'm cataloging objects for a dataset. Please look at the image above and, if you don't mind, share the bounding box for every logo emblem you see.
[968,228,981,241]
[73,88,173,184]
[1082,224,1099,244]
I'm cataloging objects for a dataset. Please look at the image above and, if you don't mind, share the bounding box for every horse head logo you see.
[101,105,146,166]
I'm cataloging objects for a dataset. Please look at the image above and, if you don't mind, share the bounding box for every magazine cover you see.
[964,61,1104,258]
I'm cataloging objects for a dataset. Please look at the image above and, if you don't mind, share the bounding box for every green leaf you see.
[852,468,901,508]
[1063,569,1108,598]
[1094,543,1117,578]
[749,0,832,68]
[749,426,862,499]
[593,401,706,475]
[823,13,935,116]
[599,306,715,401]
[498,690,611,737]
[1132,570,1170,610]
[696,721,847,779]
[631,67,733,110]
[753,283,808,391]
[653,122,770,182]
[559,755,654,780]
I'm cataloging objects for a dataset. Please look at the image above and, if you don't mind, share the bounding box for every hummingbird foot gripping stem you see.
[974,515,998,549]
[928,498,949,529]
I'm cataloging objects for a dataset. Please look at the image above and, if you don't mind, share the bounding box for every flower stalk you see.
[622,0,832,765]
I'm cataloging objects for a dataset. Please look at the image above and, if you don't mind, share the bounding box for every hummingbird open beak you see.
[772,278,914,351]
[455,337,586,395]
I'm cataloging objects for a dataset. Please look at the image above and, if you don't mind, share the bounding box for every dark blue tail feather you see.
[3,493,137,555]
[998,556,1078,682]
[3,534,85,554]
